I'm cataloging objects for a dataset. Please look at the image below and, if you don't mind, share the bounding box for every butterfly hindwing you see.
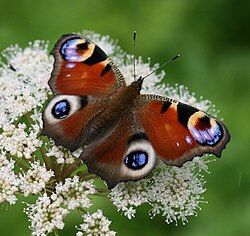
[42,95,105,151]
[137,94,230,166]
[80,119,157,189]
[49,34,126,96]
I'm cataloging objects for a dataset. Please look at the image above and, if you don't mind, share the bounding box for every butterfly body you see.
[42,34,230,188]
[81,80,141,146]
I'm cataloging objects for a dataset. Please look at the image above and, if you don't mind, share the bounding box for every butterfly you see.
[42,34,230,189]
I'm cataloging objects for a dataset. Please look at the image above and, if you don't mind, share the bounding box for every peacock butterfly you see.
[42,34,230,189]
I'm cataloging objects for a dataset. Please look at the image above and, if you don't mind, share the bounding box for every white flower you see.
[76,209,116,236]
[30,108,44,132]
[55,175,96,210]
[0,154,19,204]
[110,158,209,225]
[0,123,42,159]
[24,193,69,235]
[19,161,54,196]
[0,41,52,125]
[45,144,81,164]
[148,161,207,225]
[109,181,148,218]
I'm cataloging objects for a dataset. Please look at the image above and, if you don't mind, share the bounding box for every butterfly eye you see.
[124,151,148,170]
[187,111,224,147]
[43,95,88,124]
[52,100,70,119]
[60,37,95,62]
[121,133,157,180]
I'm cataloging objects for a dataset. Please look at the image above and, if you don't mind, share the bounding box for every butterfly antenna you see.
[142,54,180,81]
[133,31,137,81]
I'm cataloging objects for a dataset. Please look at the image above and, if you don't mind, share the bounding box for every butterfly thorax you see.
[82,80,142,145]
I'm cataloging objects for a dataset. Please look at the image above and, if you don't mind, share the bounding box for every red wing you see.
[80,120,157,189]
[42,95,104,151]
[137,94,230,166]
[49,34,126,96]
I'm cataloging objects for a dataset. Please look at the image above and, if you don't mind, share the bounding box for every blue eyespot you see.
[190,122,223,146]
[124,151,148,170]
[52,100,70,119]
[60,38,88,62]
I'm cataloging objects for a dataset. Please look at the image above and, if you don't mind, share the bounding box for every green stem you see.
[54,229,59,236]
[61,165,78,179]
[25,112,33,125]
[77,170,89,178]
[95,188,109,193]
[82,175,98,181]
[15,158,29,171]
[78,207,88,214]
[40,144,50,170]
[94,192,109,197]
[6,152,29,171]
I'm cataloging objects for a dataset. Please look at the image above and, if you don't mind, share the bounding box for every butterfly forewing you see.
[42,34,127,151]
[49,34,126,96]
[137,94,230,166]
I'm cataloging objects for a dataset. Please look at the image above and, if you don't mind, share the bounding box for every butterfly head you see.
[130,76,144,92]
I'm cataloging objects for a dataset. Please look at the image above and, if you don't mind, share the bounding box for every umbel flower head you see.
[0,30,219,235]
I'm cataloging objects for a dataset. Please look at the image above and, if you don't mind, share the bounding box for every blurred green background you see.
[0,0,249,235]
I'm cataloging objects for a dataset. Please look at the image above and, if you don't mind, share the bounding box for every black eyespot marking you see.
[198,116,211,128]
[124,151,148,170]
[161,101,172,113]
[101,63,111,76]
[177,103,199,127]
[52,100,70,119]
[80,96,89,109]
[128,133,148,144]
[84,45,108,65]
[77,42,89,51]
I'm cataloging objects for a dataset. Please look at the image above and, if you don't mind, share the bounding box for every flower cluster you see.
[45,144,81,165]
[24,193,69,235]
[0,153,19,204]
[19,161,54,196]
[55,176,96,210]
[24,177,97,235]
[109,159,209,224]
[0,40,52,125]
[0,123,42,159]
[0,31,219,235]
[76,210,116,236]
